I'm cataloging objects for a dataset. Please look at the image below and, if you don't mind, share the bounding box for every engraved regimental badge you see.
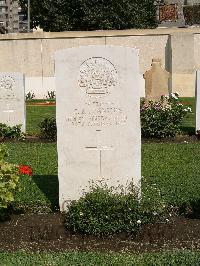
[0,75,16,91]
[78,57,118,97]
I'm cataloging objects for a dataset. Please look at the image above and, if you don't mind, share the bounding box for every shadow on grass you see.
[180,126,195,135]
[32,175,59,211]
[180,200,200,219]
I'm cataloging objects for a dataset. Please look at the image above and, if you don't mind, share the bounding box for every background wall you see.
[0,28,199,98]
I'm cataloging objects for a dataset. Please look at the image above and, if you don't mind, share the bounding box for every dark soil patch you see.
[0,214,200,253]
[142,134,198,144]
[0,135,198,145]
[0,136,56,144]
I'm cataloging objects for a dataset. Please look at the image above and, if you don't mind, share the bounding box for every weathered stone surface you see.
[55,46,141,211]
[144,58,170,100]
[0,73,25,131]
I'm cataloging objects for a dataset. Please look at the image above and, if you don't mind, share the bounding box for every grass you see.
[0,251,199,265]
[26,105,55,135]
[25,97,195,136]
[179,97,195,134]
[6,142,58,212]
[142,142,200,209]
[0,97,195,213]
[0,98,199,261]
[3,141,200,214]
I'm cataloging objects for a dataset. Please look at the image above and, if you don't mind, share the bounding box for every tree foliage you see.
[18,0,157,32]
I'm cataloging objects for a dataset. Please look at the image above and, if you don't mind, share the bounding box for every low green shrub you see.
[38,117,57,141]
[65,182,169,236]
[141,93,191,138]
[0,123,24,140]
[26,92,35,101]
[0,145,20,220]
[46,91,56,100]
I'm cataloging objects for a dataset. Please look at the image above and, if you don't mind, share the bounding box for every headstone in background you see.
[55,46,141,211]
[196,71,200,132]
[144,58,170,101]
[0,73,25,132]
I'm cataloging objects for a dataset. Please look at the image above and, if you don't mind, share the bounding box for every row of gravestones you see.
[0,57,169,135]
[0,45,199,211]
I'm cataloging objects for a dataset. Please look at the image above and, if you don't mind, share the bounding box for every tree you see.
[18,0,157,32]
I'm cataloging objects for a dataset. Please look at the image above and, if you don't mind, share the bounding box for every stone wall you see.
[0,28,199,97]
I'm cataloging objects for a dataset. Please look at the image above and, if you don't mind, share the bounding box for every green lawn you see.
[0,251,199,265]
[180,97,195,134]
[25,98,196,135]
[3,97,196,212]
[26,105,55,135]
[4,141,200,214]
[6,142,58,212]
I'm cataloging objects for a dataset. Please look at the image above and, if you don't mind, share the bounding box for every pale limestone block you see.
[0,40,42,76]
[171,33,194,74]
[0,73,25,132]
[143,58,170,100]
[171,73,195,97]
[55,45,141,211]
[42,37,105,76]
[105,35,169,74]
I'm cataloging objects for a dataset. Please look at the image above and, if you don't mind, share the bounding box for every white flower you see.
[187,107,192,112]
[170,93,178,100]
[137,220,142,224]
[153,211,158,216]
[166,219,169,222]
[79,212,83,216]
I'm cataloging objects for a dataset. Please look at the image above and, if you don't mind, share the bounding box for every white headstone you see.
[0,73,25,132]
[55,46,141,211]
[196,71,200,132]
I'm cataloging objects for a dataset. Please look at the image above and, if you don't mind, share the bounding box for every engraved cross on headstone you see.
[85,129,114,179]
[3,103,15,124]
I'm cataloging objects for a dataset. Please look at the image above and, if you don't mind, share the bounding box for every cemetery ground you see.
[1,97,200,264]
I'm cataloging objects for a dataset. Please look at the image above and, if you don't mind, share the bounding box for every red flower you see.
[17,165,33,176]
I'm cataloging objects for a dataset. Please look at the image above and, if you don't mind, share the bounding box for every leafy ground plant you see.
[38,117,56,141]
[65,182,169,236]
[0,145,20,219]
[0,123,24,140]
[26,92,35,101]
[141,93,192,138]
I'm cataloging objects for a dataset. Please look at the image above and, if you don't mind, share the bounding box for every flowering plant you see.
[0,145,20,210]
[0,144,33,214]
[17,165,33,176]
[141,93,192,138]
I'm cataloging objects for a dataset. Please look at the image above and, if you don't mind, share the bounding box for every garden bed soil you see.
[0,135,199,144]
[0,136,55,143]
[142,134,198,144]
[0,213,200,253]
[27,102,56,106]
